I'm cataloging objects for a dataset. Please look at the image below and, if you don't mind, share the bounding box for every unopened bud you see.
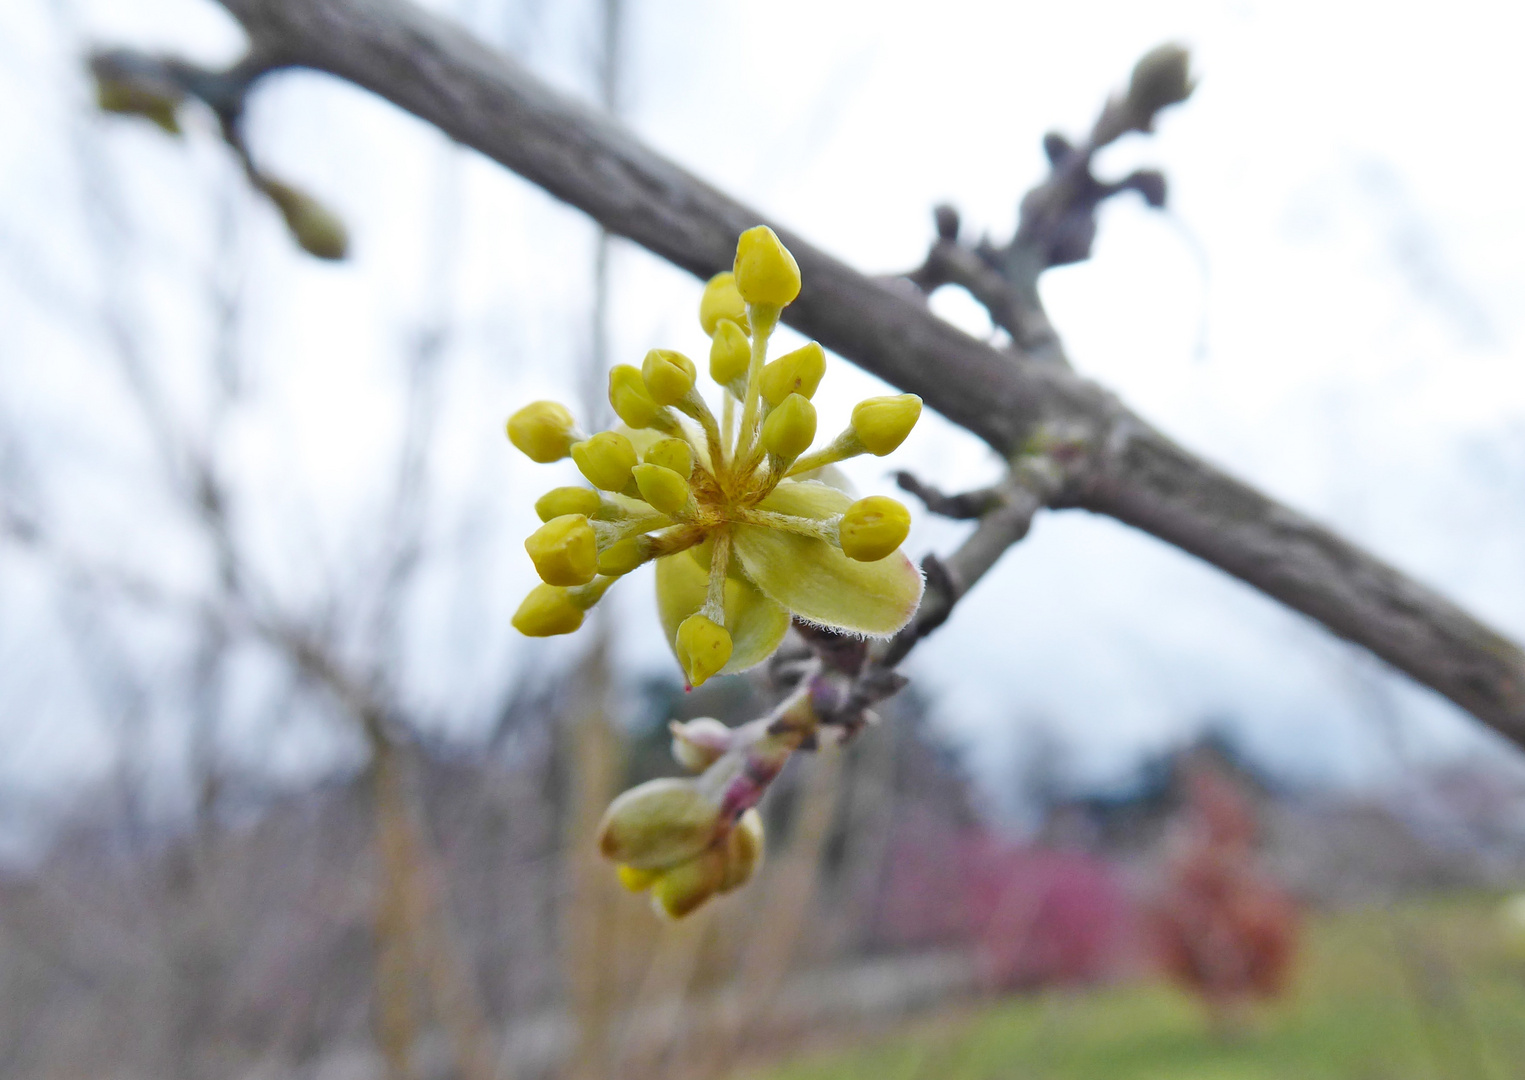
[851,394,922,455]
[709,319,752,387]
[261,179,349,261]
[839,496,911,562]
[760,342,826,406]
[508,401,578,463]
[632,464,692,516]
[676,614,733,688]
[650,846,727,918]
[1127,43,1194,125]
[596,777,722,869]
[609,365,663,429]
[512,583,585,637]
[535,486,602,522]
[733,225,801,308]
[642,349,697,406]
[644,438,693,478]
[719,809,764,893]
[572,431,638,491]
[525,514,598,586]
[670,717,734,772]
[699,272,750,336]
[761,394,817,460]
[597,536,647,576]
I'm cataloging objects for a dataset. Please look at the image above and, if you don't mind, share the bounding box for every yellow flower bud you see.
[733,225,801,308]
[838,496,911,562]
[597,777,722,869]
[633,463,692,517]
[699,272,750,336]
[709,319,752,387]
[525,514,599,586]
[261,178,349,261]
[617,864,662,893]
[851,394,922,456]
[535,486,602,522]
[760,393,817,460]
[597,536,646,576]
[675,613,733,688]
[650,846,727,918]
[644,438,693,478]
[669,717,732,772]
[511,583,585,637]
[641,349,697,407]
[507,401,578,463]
[572,431,638,491]
[760,342,826,406]
[608,365,663,429]
[719,808,764,893]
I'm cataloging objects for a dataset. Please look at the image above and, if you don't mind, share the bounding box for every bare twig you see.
[98,0,1525,750]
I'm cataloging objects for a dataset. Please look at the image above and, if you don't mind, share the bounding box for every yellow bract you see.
[506,226,924,696]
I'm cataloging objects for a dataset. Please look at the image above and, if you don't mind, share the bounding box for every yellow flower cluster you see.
[507,226,924,686]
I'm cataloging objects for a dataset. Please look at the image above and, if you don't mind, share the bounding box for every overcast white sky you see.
[4,0,1525,830]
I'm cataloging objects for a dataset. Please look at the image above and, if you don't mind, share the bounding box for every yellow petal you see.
[655,550,789,676]
[676,614,733,688]
[733,483,923,636]
[719,809,764,893]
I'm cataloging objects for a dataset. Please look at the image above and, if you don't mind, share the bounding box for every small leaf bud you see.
[733,225,801,308]
[525,514,598,586]
[609,365,663,429]
[535,486,602,522]
[669,717,733,772]
[760,393,817,460]
[572,431,638,491]
[709,319,752,386]
[512,583,585,636]
[632,463,692,517]
[596,777,722,869]
[850,394,922,456]
[699,272,750,336]
[675,613,733,688]
[597,536,647,577]
[839,496,911,562]
[641,349,697,406]
[508,401,578,463]
[759,342,826,406]
[1126,43,1195,126]
[261,179,349,261]
[644,438,693,478]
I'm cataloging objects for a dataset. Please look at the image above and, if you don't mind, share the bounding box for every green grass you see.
[744,897,1525,1080]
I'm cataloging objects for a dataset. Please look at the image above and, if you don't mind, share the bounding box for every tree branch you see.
[172,0,1525,749]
